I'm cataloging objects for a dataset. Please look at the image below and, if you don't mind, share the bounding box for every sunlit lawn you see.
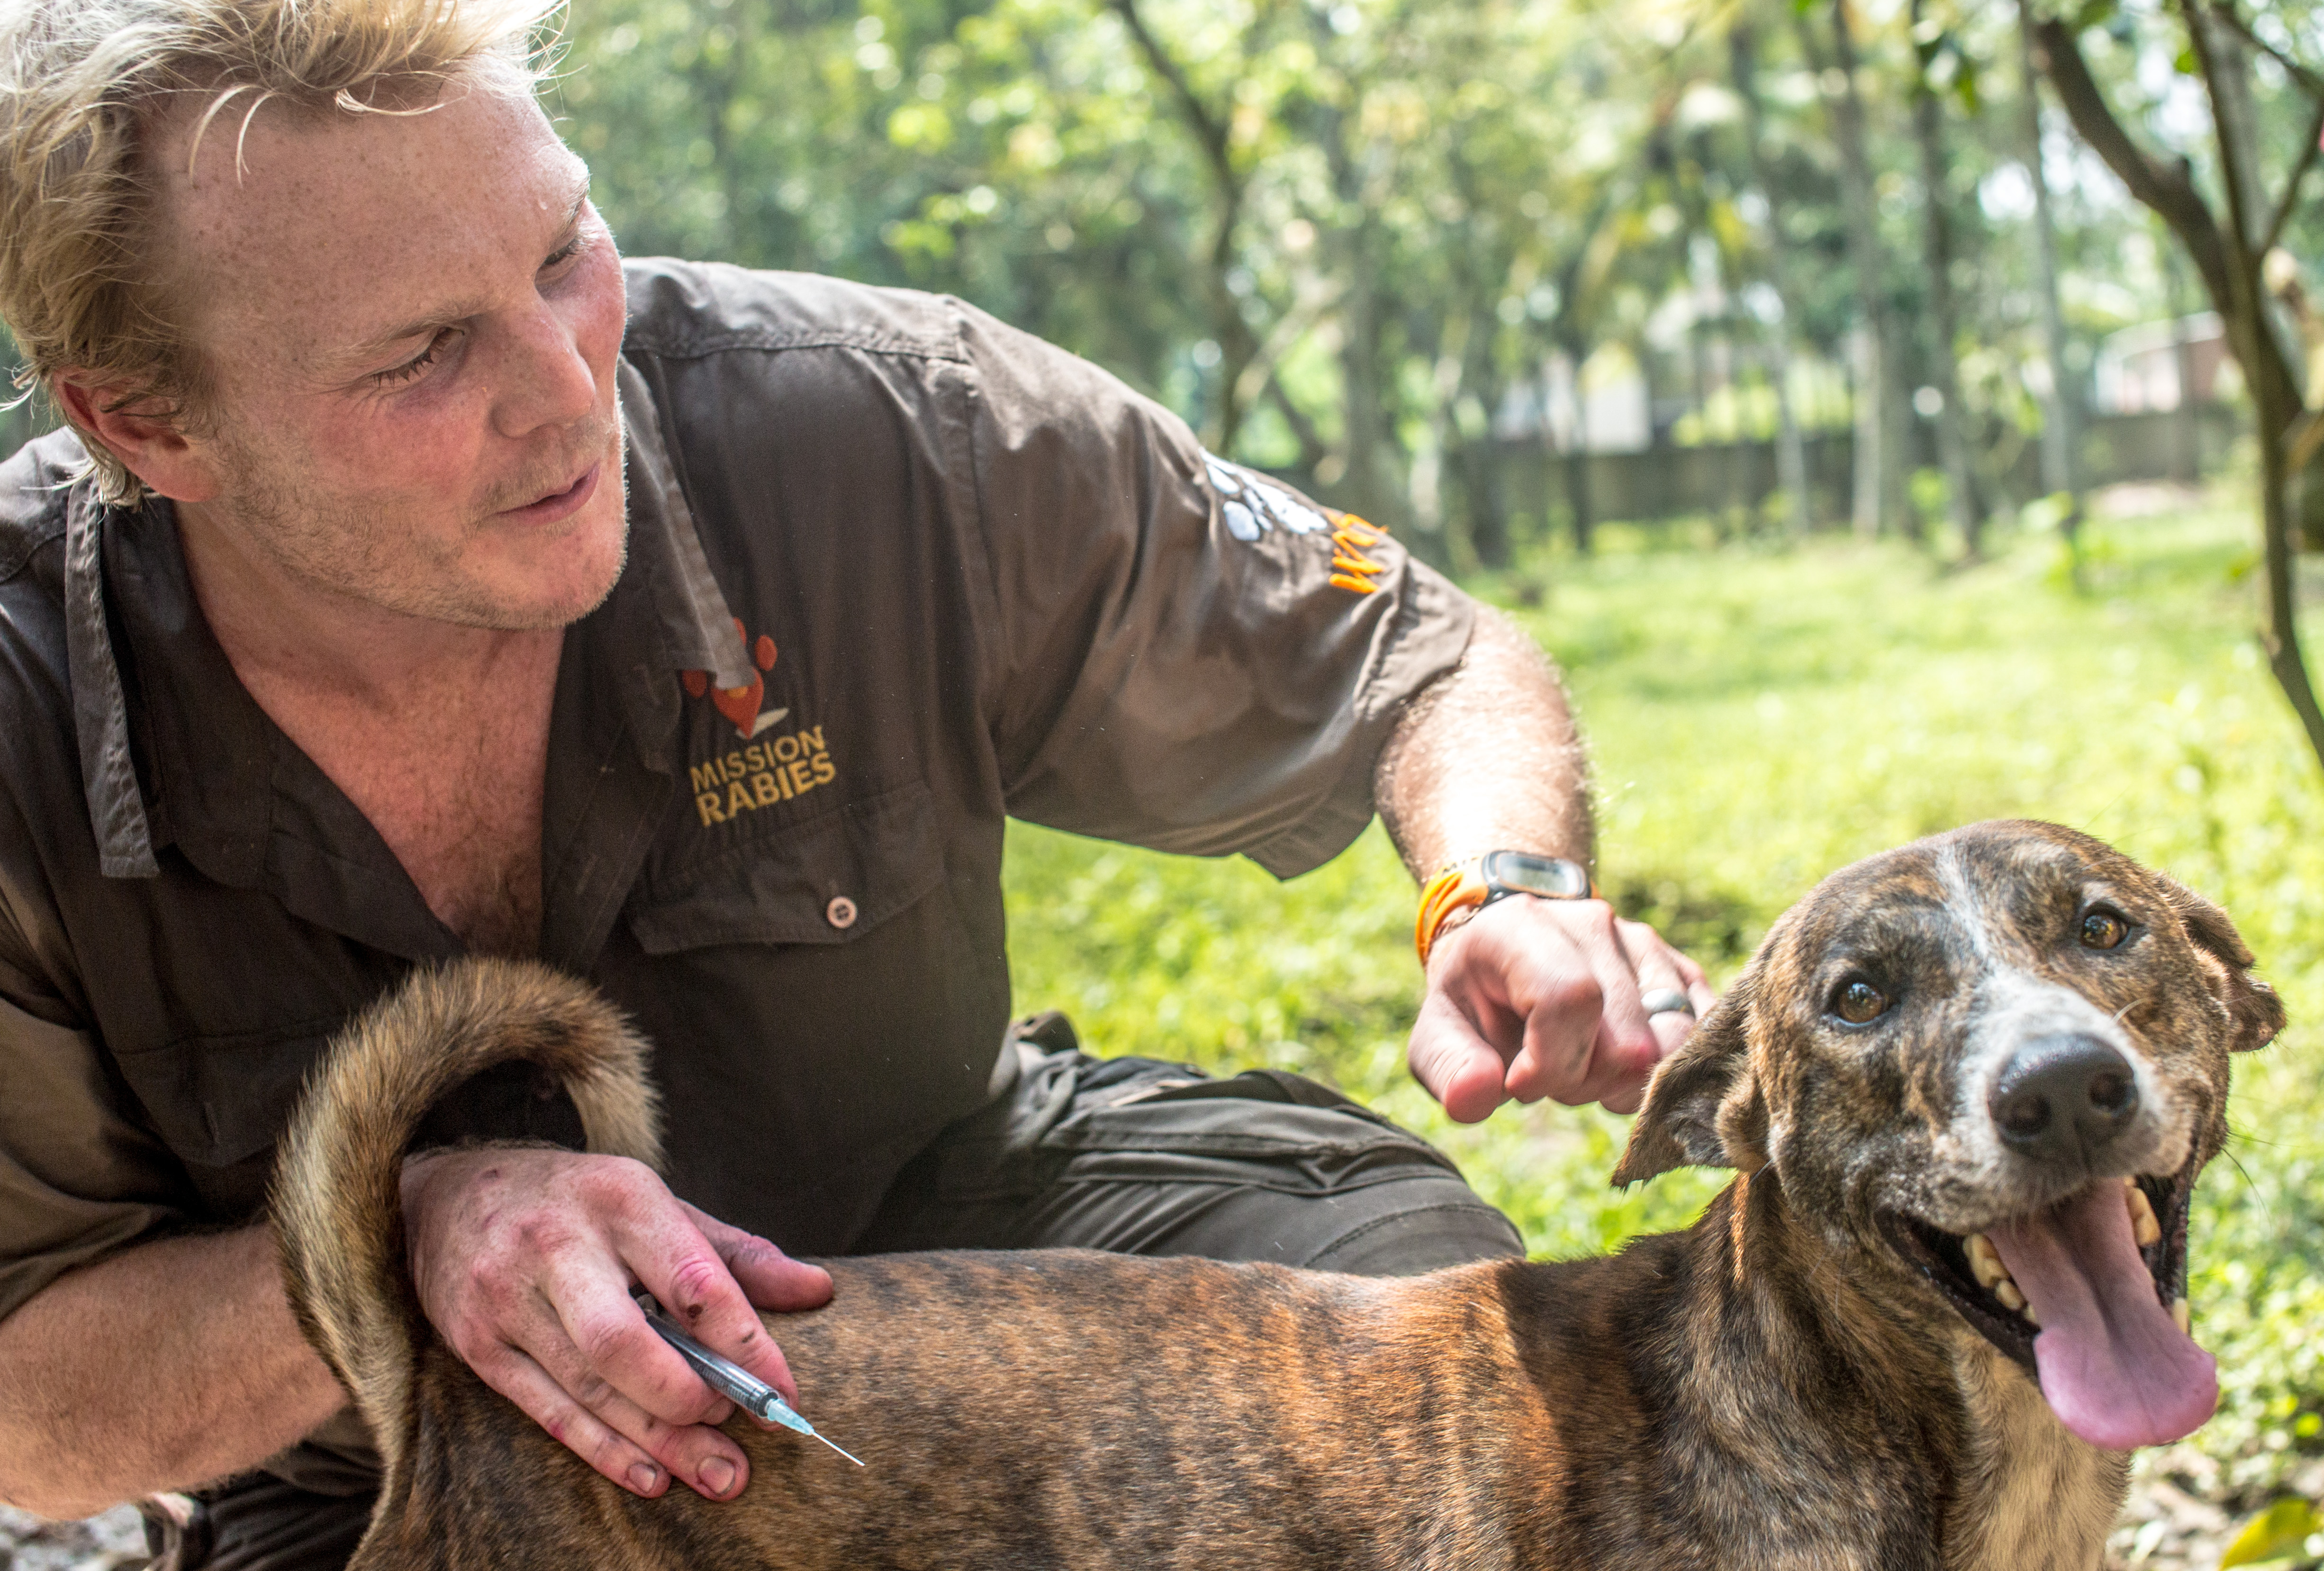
[1002,488,2324,1503]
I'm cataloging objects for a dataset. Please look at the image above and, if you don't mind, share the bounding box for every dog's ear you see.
[1610,971,1767,1186]
[2159,876,2285,1053]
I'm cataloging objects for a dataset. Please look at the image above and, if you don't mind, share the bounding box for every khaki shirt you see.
[0,258,1471,1349]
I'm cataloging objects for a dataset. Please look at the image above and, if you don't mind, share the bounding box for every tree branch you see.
[1107,0,1239,200]
[2206,0,2324,102]
[2032,18,2238,315]
[1265,373,1331,472]
[2179,0,2263,256]
[2262,92,2324,256]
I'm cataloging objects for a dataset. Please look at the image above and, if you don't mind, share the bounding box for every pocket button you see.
[825,895,859,930]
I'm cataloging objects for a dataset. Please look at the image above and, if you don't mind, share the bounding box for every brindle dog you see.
[272,819,2281,1571]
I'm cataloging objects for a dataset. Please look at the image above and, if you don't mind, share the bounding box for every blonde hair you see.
[0,0,564,504]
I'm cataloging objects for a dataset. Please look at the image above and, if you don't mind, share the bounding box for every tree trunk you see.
[1549,344,1597,554]
[1766,338,1813,533]
[1848,325,1887,540]
[1455,322,1511,567]
[1815,0,1915,538]
[1733,22,1817,535]
[1910,0,1985,557]
[2017,0,2084,536]
[2167,256,2201,484]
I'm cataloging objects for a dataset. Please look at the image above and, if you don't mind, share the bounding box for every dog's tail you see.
[270,958,663,1480]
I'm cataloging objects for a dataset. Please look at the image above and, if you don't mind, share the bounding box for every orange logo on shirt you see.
[1329,516,1390,595]
[682,620,784,738]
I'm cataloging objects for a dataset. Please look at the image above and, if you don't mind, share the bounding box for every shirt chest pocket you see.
[626,778,944,953]
[107,1021,336,1215]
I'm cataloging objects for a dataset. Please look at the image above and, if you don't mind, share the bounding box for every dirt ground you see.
[0,1505,147,1571]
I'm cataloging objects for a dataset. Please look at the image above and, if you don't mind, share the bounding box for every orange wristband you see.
[1415,852,1600,967]
[1415,860,1493,968]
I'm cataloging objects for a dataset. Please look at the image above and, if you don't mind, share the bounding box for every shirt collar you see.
[67,353,752,883]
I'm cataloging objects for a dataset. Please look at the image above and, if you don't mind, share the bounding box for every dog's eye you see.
[2080,908,2130,950]
[1832,979,1889,1025]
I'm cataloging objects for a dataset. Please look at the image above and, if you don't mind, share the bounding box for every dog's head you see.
[1613,820,2282,1451]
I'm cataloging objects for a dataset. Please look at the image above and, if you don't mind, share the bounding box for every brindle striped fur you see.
[272,821,2280,1571]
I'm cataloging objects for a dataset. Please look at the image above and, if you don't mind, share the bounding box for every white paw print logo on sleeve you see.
[1202,453,1391,594]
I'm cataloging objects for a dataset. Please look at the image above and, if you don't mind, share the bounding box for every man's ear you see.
[51,373,220,503]
[2159,876,2286,1053]
[1610,970,1767,1187]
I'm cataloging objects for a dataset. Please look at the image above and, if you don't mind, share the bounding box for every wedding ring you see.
[1639,988,1695,1018]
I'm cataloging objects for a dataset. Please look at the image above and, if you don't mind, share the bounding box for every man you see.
[0,1,1711,1566]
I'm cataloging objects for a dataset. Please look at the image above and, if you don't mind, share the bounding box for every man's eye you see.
[1832,979,1890,1025]
[2080,908,2130,950]
[374,328,458,386]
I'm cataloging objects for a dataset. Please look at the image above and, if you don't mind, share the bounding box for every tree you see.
[1909,0,1985,555]
[2034,0,2324,769]
[2016,0,2084,538]
[1809,0,1914,539]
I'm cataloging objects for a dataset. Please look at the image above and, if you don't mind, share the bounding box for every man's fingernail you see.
[628,1463,660,1493]
[700,1457,737,1496]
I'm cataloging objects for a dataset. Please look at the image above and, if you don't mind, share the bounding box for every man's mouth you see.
[1879,1161,2216,1450]
[497,462,600,526]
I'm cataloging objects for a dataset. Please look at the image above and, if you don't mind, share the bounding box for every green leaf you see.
[2219,1496,2321,1568]
[1953,57,1983,114]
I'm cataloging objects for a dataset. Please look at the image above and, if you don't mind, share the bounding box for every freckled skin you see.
[279,822,2280,1571]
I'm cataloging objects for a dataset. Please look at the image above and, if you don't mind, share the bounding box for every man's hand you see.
[400,1148,832,1502]
[1410,896,1716,1121]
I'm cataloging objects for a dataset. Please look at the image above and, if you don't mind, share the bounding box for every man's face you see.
[152,71,628,631]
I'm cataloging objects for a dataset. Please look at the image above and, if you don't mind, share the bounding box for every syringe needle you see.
[810,1431,866,1467]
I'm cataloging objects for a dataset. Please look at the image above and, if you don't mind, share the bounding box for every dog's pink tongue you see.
[1988,1186,2215,1451]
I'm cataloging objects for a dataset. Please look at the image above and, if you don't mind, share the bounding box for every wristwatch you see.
[1415,850,1598,966]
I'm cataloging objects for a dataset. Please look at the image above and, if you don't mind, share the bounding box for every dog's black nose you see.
[1988,1035,2139,1167]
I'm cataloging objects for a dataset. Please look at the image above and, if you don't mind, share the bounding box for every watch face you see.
[1483,851,1592,900]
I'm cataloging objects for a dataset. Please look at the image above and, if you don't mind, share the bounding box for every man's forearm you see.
[0,1225,345,1518]
[1374,606,1592,879]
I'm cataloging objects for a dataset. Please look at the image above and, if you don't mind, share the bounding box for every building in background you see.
[2092,312,2231,414]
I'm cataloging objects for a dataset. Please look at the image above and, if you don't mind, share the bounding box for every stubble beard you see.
[209,403,631,633]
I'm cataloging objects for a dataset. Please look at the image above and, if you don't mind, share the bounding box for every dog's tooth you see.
[2125,1184,2162,1248]
[2170,1298,2191,1335]
[1994,1278,2026,1313]
[1965,1233,2006,1289]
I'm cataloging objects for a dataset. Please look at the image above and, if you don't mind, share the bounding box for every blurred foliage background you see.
[526,0,2324,561]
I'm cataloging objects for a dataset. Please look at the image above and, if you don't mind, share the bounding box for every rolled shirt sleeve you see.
[963,304,1475,878]
[0,984,193,1323]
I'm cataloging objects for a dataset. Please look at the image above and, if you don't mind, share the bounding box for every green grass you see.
[1000,493,2324,1500]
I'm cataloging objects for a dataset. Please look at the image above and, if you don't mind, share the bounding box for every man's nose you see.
[494,302,601,437]
[1987,1034,2139,1168]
